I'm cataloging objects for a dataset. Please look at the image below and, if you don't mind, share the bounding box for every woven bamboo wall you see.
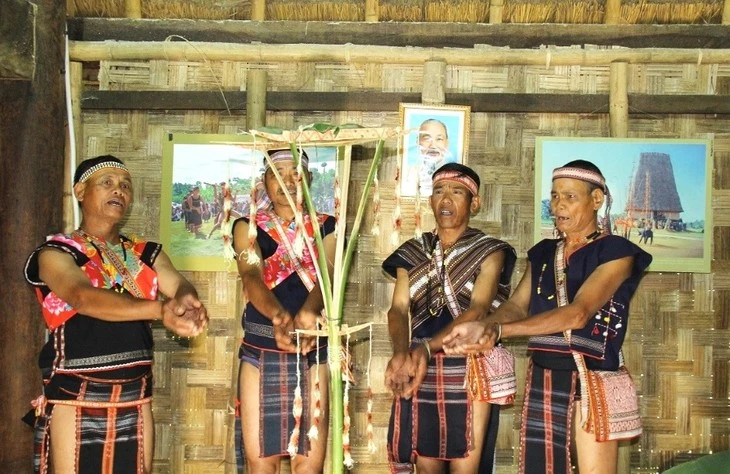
[79,56,730,473]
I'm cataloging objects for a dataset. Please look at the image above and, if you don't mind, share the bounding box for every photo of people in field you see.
[162,139,336,270]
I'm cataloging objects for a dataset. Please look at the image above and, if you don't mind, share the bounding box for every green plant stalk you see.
[334,140,385,317]
[288,144,344,472]
[289,140,384,474]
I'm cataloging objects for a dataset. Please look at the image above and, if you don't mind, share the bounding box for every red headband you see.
[552,166,606,192]
[432,171,479,196]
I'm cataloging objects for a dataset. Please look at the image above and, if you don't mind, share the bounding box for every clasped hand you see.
[272,309,321,354]
[442,320,498,354]
[384,345,429,399]
[161,293,208,338]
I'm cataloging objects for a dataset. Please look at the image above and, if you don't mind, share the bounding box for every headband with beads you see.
[551,166,606,193]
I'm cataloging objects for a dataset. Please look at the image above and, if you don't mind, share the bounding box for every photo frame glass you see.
[399,103,471,197]
[535,137,713,273]
[160,133,336,271]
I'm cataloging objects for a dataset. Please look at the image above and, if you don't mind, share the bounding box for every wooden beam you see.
[723,0,730,25]
[0,0,36,80]
[68,41,730,65]
[66,18,730,49]
[78,91,730,115]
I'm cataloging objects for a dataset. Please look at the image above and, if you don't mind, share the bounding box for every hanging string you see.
[244,135,261,265]
[293,142,306,257]
[366,323,376,453]
[391,136,403,250]
[221,181,237,262]
[342,332,354,469]
[288,331,303,457]
[308,331,322,441]
[334,170,342,236]
[414,177,423,239]
[371,172,381,236]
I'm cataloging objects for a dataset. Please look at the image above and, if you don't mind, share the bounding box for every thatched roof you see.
[626,152,684,214]
[67,0,725,24]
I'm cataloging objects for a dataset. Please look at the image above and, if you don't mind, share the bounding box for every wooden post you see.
[246,69,267,135]
[489,0,504,24]
[365,0,379,22]
[65,61,84,232]
[723,0,730,25]
[0,0,66,470]
[251,0,266,21]
[605,0,622,25]
[609,62,628,138]
[124,0,142,19]
[422,59,446,105]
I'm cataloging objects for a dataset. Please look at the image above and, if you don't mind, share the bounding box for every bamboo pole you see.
[422,59,446,105]
[64,61,84,233]
[246,69,267,130]
[489,0,504,24]
[124,0,142,19]
[723,0,730,24]
[609,62,628,138]
[365,0,379,22]
[69,41,730,66]
[251,0,266,21]
[605,0,622,25]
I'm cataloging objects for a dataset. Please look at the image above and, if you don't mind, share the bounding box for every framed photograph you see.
[535,137,713,273]
[161,133,336,271]
[399,103,471,197]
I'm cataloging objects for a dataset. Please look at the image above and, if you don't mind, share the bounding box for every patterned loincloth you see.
[33,372,151,474]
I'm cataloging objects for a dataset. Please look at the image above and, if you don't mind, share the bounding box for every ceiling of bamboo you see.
[68,0,725,24]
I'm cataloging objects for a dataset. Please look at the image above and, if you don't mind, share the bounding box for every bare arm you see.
[426,249,506,353]
[501,256,634,338]
[154,250,208,333]
[234,219,296,351]
[293,230,337,352]
[445,255,635,353]
[385,268,414,398]
[408,250,506,387]
[442,258,531,353]
[39,248,162,322]
[234,219,289,321]
[38,247,205,337]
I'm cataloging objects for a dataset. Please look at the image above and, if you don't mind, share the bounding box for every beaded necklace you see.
[536,230,601,299]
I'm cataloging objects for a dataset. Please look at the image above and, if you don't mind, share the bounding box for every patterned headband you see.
[432,170,479,196]
[75,160,129,184]
[264,149,309,171]
[552,166,606,192]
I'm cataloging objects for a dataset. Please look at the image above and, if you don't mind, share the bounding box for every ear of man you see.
[73,182,87,202]
[470,195,482,215]
[591,188,605,210]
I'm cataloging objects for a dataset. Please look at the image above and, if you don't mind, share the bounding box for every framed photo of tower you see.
[535,137,713,273]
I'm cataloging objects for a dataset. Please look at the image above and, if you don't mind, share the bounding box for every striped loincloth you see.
[389,353,499,472]
[519,360,577,474]
[34,372,151,474]
[258,346,311,457]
